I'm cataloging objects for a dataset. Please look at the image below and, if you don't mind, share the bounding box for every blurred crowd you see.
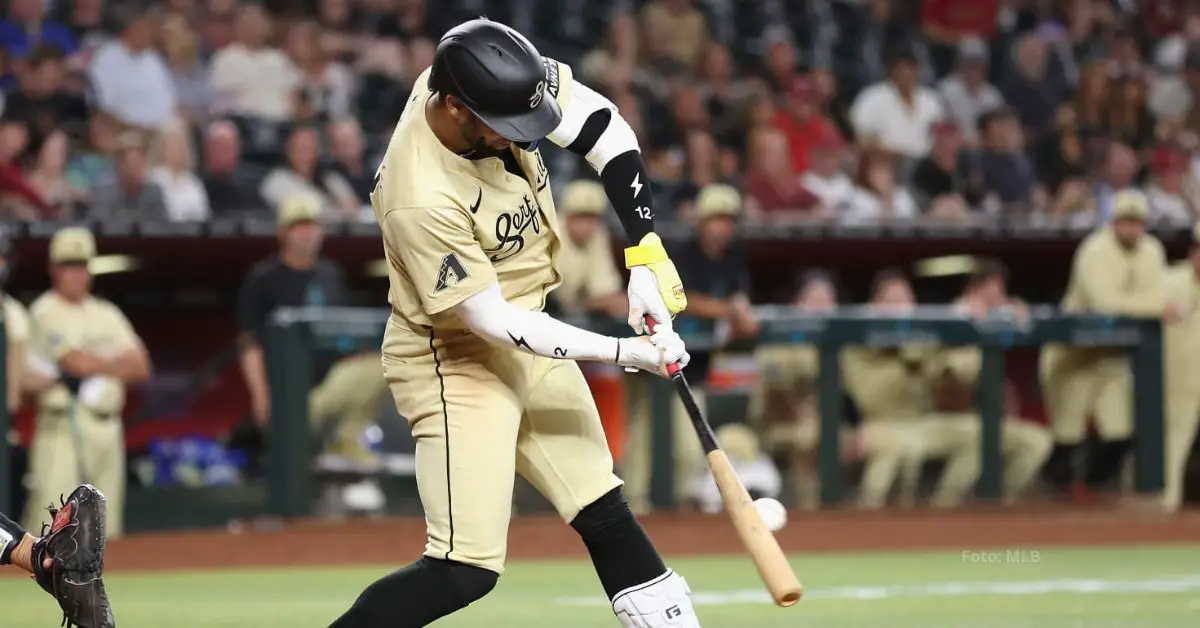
[3,0,1200,226]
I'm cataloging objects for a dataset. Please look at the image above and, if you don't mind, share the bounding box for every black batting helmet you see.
[428,18,562,144]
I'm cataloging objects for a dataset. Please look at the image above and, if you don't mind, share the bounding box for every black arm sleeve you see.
[562,108,655,244]
[598,150,655,244]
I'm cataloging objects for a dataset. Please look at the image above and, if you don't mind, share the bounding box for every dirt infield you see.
[82,505,1200,572]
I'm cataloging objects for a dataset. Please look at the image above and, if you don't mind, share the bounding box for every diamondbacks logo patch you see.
[434,253,469,293]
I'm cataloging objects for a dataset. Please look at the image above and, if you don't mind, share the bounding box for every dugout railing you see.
[254,306,1164,517]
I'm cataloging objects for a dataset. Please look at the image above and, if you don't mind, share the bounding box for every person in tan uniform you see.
[750,271,869,509]
[236,196,387,470]
[682,423,781,514]
[1,231,30,472]
[623,184,760,515]
[927,260,1053,503]
[1161,224,1200,512]
[550,180,631,464]
[0,230,30,416]
[21,227,152,538]
[333,19,703,628]
[1040,191,1166,493]
[550,180,627,317]
[843,268,981,508]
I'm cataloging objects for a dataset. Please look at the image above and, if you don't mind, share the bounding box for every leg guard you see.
[612,569,701,627]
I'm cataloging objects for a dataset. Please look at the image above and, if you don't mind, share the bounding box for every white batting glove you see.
[617,327,690,377]
[627,265,674,334]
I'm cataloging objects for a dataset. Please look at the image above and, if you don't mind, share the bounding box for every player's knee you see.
[570,486,632,536]
[443,558,500,605]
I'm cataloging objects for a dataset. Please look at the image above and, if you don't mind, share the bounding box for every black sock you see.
[571,488,668,600]
[1085,439,1132,488]
[0,511,27,565]
[1042,443,1077,490]
[329,556,497,628]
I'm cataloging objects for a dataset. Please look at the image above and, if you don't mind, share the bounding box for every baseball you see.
[753,497,787,532]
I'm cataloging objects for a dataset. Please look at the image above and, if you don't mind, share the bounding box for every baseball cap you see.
[696,184,742,220]
[957,37,989,62]
[560,180,608,216]
[715,423,761,463]
[277,195,321,228]
[49,227,97,265]
[1111,190,1148,221]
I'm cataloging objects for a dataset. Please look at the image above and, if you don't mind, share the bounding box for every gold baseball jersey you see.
[552,227,622,311]
[748,345,818,426]
[841,346,936,420]
[1060,227,1165,317]
[1164,262,1200,385]
[28,291,142,415]
[372,62,575,339]
[2,294,30,347]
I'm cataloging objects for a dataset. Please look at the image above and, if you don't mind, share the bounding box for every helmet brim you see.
[470,96,563,144]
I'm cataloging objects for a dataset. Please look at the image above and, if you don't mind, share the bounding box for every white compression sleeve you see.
[455,283,621,363]
[547,79,639,173]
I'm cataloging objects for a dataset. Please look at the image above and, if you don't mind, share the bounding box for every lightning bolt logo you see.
[507,331,532,351]
[630,173,643,197]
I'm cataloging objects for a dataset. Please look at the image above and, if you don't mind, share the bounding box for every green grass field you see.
[4,546,1200,627]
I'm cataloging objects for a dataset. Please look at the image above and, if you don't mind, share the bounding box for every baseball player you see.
[22,227,153,539]
[332,18,698,628]
[0,228,31,417]
[750,271,872,510]
[928,261,1052,503]
[1040,192,1165,491]
[550,180,627,317]
[842,269,980,508]
[1161,224,1200,512]
[0,484,116,628]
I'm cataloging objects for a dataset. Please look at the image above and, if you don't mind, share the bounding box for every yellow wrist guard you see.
[624,234,688,316]
[624,233,669,267]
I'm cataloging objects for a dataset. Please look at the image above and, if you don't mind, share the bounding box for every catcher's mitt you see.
[30,484,115,628]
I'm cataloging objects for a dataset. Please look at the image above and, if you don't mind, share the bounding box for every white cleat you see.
[611,569,701,627]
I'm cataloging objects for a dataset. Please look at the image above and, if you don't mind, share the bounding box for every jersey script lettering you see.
[484,195,543,262]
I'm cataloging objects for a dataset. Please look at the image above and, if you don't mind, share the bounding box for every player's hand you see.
[624,234,687,334]
[251,394,271,426]
[617,328,690,377]
[1165,300,1186,324]
[59,351,103,377]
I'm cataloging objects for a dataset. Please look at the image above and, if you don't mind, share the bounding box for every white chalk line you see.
[555,576,1200,607]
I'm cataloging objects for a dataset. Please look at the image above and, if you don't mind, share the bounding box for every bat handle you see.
[642,315,682,377]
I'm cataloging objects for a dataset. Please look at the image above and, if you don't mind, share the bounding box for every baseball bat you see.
[643,316,803,607]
